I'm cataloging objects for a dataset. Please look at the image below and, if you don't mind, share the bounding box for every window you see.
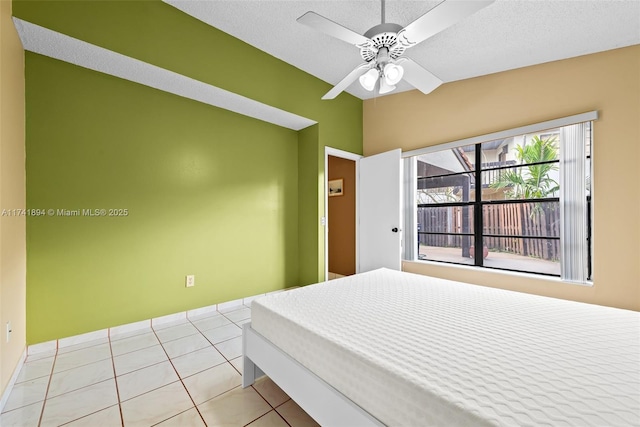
[403,115,593,282]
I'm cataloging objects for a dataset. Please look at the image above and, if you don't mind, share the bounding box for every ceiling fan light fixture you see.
[359,68,379,91]
[383,63,404,86]
[299,0,494,99]
[379,78,396,95]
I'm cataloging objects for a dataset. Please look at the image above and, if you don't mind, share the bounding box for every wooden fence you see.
[418,203,560,261]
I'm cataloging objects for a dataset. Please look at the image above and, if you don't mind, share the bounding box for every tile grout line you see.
[273,400,295,426]
[196,321,241,365]
[10,304,255,425]
[248,380,293,427]
[52,356,122,424]
[30,377,120,418]
[11,312,247,426]
[112,319,238,379]
[36,346,59,427]
[240,409,276,427]
[191,311,292,427]
[245,387,293,427]
[107,331,126,427]
[209,330,243,376]
[56,402,119,427]
[243,408,292,427]
[220,309,295,427]
[55,336,108,355]
[191,322,238,337]
[24,299,252,360]
[184,313,252,423]
[47,357,112,377]
[150,323,209,426]
[117,358,167,378]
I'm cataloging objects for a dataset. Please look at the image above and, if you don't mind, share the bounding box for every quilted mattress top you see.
[251,268,640,426]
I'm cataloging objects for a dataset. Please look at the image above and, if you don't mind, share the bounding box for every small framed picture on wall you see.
[328,179,344,197]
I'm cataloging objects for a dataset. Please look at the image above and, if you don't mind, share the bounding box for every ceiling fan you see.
[297,0,495,99]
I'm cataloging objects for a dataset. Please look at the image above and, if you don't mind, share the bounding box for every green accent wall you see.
[297,125,319,286]
[16,0,363,343]
[26,54,299,342]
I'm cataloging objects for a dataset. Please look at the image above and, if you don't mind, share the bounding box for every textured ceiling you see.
[165,0,640,100]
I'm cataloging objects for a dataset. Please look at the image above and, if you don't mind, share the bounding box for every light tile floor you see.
[1,305,320,427]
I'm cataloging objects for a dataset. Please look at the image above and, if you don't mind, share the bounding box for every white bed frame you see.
[242,323,384,426]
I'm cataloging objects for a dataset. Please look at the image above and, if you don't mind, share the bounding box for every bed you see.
[242,268,640,426]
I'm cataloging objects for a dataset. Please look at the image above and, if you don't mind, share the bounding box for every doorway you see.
[324,148,361,280]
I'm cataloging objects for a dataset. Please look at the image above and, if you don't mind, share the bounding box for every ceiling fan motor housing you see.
[360,23,405,62]
[298,0,496,99]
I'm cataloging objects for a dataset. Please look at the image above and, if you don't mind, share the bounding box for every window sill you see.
[403,259,594,287]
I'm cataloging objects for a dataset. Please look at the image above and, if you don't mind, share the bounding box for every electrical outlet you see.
[6,322,11,343]
[185,275,195,288]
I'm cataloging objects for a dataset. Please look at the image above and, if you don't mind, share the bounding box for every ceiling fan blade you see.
[396,58,443,95]
[397,0,495,48]
[297,12,371,47]
[322,63,371,100]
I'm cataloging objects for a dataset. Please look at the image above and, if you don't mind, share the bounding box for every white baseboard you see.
[58,328,109,350]
[243,294,265,307]
[217,299,244,313]
[6,289,293,411]
[109,319,151,338]
[25,290,280,355]
[187,304,218,319]
[151,312,187,329]
[27,340,57,356]
[0,348,26,413]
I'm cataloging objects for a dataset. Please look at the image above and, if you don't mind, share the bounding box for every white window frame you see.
[403,111,597,284]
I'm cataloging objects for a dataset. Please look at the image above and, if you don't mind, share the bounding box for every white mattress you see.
[251,268,640,427]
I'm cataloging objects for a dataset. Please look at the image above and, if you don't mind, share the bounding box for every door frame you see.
[324,147,362,281]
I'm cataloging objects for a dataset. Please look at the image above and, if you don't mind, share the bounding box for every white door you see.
[358,149,402,272]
